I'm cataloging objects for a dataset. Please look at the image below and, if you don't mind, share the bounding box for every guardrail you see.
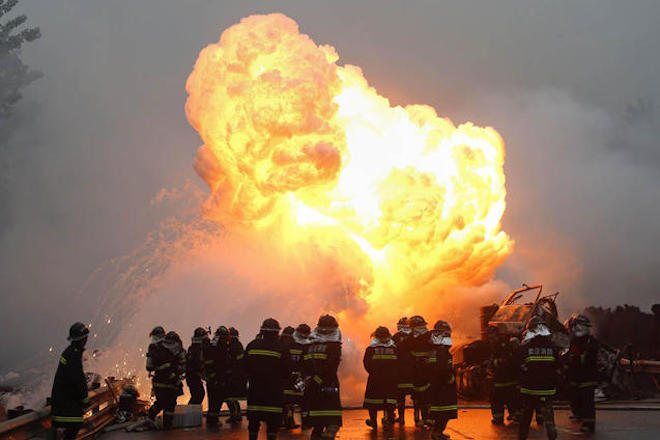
[0,378,128,440]
[620,359,660,375]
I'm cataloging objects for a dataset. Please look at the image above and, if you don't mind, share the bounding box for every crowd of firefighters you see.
[49,312,598,440]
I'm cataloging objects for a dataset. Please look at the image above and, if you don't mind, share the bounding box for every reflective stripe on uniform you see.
[386,399,397,404]
[247,405,282,413]
[525,356,556,362]
[520,387,556,396]
[397,383,414,389]
[313,375,323,385]
[364,398,384,404]
[430,405,458,412]
[579,381,597,388]
[414,383,430,392]
[308,410,342,416]
[59,356,68,365]
[52,416,84,423]
[247,349,282,358]
[284,390,304,396]
[372,354,397,360]
[304,353,328,360]
[411,351,429,357]
[290,349,303,355]
[81,396,90,404]
[236,354,244,360]
[156,362,172,370]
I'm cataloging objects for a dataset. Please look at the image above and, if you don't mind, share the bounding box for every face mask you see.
[573,324,589,337]
[431,334,452,346]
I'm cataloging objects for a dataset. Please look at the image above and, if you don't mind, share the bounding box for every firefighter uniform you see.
[51,323,90,440]
[363,328,398,428]
[226,332,247,422]
[305,315,343,440]
[427,320,457,440]
[203,327,232,427]
[489,336,520,423]
[408,316,431,427]
[147,332,186,429]
[392,318,414,424]
[517,319,559,440]
[186,328,209,405]
[567,333,598,431]
[244,319,289,440]
[282,328,306,429]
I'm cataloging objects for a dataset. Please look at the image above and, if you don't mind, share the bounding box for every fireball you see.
[185,13,512,323]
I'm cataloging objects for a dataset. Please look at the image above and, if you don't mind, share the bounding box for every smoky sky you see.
[1,0,659,369]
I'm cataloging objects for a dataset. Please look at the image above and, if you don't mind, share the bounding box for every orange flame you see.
[185,13,512,323]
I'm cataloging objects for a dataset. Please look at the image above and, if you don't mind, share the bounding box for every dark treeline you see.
[584,304,660,360]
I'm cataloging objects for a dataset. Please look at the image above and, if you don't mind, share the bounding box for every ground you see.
[103,407,660,440]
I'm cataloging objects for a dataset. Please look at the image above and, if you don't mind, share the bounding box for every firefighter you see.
[488,326,520,424]
[244,318,289,440]
[203,326,232,428]
[293,323,313,430]
[363,326,398,430]
[50,322,90,440]
[392,317,413,424]
[408,315,431,427]
[147,330,186,429]
[186,327,209,405]
[566,314,598,433]
[517,316,560,440]
[225,327,247,423]
[427,320,457,440]
[305,315,343,440]
[281,326,304,429]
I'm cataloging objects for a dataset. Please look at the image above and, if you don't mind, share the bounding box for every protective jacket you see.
[409,332,431,393]
[392,331,414,394]
[186,339,206,381]
[51,344,89,426]
[427,344,457,420]
[244,335,289,423]
[566,335,598,387]
[490,340,519,387]
[148,339,186,392]
[363,339,398,409]
[227,337,247,401]
[518,335,560,397]
[202,339,232,387]
[283,338,306,404]
[304,333,342,427]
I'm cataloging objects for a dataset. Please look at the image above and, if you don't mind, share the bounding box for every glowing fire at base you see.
[185,13,512,323]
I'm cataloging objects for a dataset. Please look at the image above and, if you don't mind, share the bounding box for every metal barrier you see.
[0,378,128,440]
[620,359,660,375]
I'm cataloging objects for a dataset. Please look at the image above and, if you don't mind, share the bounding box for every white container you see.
[172,404,202,428]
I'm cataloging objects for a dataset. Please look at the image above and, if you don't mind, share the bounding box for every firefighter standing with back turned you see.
[281,326,305,429]
[226,327,247,423]
[408,315,432,427]
[517,316,560,440]
[204,326,232,428]
[50,322,90,440]
[244,318,289,440]
[427,320,458,440]
[362,326,398,431]
[186,327,209,405]
[392,317,414,425]
[487,325,520,424]
[305,315,343,440]
[566,314,598,433]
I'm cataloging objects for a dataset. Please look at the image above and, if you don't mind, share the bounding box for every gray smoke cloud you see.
[1,0,659,376]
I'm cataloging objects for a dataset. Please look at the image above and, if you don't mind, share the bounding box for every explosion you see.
[185,13,512,328]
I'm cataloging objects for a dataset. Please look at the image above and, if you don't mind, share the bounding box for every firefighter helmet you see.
[296,323,311,337]
[282,326,295,336]
[397,317,408,326]
[433,320,451,336]
[260,318,281,333]
[408,315,427,327]
[317,314,339,329]
[374,326,391,339]
[229,327,239,337]
[68,322,90,341]
[574,314,591,327]
[165,331,181,344]
[149,326,165,338]
[193,327,208,338]
[215,326,230,337]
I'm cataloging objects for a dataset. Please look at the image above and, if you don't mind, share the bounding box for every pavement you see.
[102,408,660,440]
